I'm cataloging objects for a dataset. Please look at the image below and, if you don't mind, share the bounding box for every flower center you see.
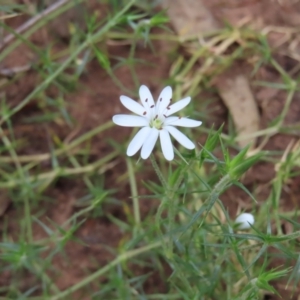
[150,117,164,130]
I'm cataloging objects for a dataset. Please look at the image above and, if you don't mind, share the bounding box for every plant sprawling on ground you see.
[0,1,300,299]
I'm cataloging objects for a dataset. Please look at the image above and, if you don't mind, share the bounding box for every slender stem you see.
[24,196,33,242]
[0,0,73,49]
[150,154,167,188]
[0,0,83,63]
[204,174,231,209]
[191,174,232,230]
[128,35,139,88]
[126,158,140,225]
[0,126,62,292]
[32,262,61,294]
[49,241,161,300]
[106,30,220,43]
[0,0,136,125]
[0,125,34,242]
[26,204,98,247]
[165,163,191,255]
[0,151,118,188]
[153,157,191,256]
[0,121,114,163]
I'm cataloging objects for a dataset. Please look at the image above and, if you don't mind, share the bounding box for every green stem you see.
[153,157,191,256]
[0,0,136,125]
[150,154,167,188]
[49,241,161,300]
[165,163,191,255]
[178,174,232,238]
[0,0,85,62]
[0,126,33,241]
[203,174,231,210]
[106,30,219,43]
[24,196,33,242]
[126,158,140,226]
[26,204,98,247]
[0,151,118,188]
[128,35,139,88]
[32,262,60,294]
[0,121,114,163]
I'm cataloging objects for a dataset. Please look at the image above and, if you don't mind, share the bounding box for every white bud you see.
[235,213,255,230]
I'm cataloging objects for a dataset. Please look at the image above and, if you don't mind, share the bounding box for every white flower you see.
[235,213,255,230]
[112,85,202,161]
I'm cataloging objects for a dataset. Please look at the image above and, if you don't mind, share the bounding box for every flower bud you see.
[235,213,255,230]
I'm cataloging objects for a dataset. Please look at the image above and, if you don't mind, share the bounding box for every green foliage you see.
[0,241,46,271]
[0,0,299,299]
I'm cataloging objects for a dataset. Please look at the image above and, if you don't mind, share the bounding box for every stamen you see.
[154,114,158,119]
[170,98,172,102]
[150,105,154,108]
[163,114,167,118]
[143,111,147,115]
[145,98,148,102]
[160,97,162,102]
[178,116,182,119]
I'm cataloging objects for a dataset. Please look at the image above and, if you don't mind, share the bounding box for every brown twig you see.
[0,64,32,78]
[0,0,69,50]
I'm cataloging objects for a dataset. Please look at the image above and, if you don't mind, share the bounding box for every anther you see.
[145,98,148,102]
[160,98,162,102]
[150,105,154,108]
[143,111,146,115]
[163,114,167,118]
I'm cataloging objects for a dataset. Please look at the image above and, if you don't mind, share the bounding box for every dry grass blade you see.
[163,0,260,148]
[0,0,77,49]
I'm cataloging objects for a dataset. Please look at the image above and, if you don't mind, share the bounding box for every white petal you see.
[156,86,172,114]
[127,127,151,156]
[235,213,255,230]
[164,117,202,127]
[139,85,155,108]
[112,115,148,127]
[159,129,174,161]
[166,97,191,116]
[120,95,145,116]
[141,128,159,159]
[165,126,195,149]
